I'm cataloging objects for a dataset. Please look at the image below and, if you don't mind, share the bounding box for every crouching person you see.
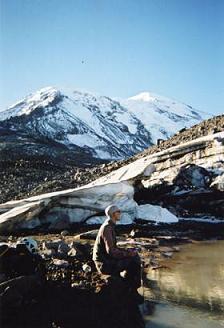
[93,205,143,303]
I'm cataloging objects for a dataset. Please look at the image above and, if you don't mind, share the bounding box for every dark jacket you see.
[92,218,130,263]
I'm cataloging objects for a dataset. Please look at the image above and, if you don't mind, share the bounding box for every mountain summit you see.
[121,91,210,142]
[0,87,211,161]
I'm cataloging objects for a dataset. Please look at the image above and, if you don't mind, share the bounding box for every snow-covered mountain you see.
[0,87,211,160]
[121,92,210,143]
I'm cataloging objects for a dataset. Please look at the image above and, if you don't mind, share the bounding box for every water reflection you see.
[146,240,224,313]
[143,240,224,327]
[144,301,224,328]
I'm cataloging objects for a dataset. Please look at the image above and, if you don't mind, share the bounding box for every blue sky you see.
[0,0,223,114]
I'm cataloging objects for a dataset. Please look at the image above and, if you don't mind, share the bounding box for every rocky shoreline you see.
[1,220,224,328]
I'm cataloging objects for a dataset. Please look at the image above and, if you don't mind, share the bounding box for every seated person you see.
[92,205,143,303]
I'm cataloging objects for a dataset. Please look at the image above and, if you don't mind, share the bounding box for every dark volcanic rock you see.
[0,235,145,328]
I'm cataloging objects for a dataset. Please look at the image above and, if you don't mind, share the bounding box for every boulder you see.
[43,240,62,251]
[58,242,70,257]
[69,242,91,260]
[162,252,173,258]
[52,259,69,268]
[61,230,69,237]
[41,248,56,258]
[67,247,77,257]
[173,164,211,189]
[82,263,92,273]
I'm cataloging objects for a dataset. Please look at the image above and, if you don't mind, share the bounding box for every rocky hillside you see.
[0,115,223,205]
[131,114,224,161]
[0,115,223,232]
